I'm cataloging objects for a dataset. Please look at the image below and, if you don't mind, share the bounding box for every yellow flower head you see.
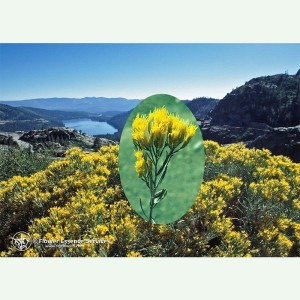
[168,116,189,148]
[135,150,147,177]
[132,106,197,151]
[183,124,197,146]
[148,107,170,147]
[148,106,168,124]
[132,114,150,148]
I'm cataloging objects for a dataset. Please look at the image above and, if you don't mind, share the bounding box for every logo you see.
[11,231,32,251]
[10,231,110,252]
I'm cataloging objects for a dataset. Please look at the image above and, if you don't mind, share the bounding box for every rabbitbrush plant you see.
[132,107,197,223]
[0,143,299,257]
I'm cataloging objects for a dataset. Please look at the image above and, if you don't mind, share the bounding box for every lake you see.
[63,119,118,136]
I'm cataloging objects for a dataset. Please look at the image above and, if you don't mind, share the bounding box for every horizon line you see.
[0,95,221,102]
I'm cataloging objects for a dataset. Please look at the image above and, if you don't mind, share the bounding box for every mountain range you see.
[0,97,141,113]
[0,70,299,161]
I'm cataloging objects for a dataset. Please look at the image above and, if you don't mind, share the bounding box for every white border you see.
[0,0,300,42]
[0,1,299,299]
[1,258,299,299]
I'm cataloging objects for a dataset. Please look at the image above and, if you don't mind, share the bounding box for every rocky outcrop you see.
[201,124,270,144]
[20,128,94,146]
[202,124,300,162]
[245,126,300,162]
[202,70,300,162]
[210,71,300,127]
[19,127,115,155]
[0,134,18,147]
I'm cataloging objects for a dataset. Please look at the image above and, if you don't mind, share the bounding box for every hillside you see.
[0,104,63,131]
[21,107,91,122]
[0,97,141,113]
[209,71,300,127]
[186,97,219,120]
[107,109,133,132]
[0,104,45,121]
[202,70,300,162]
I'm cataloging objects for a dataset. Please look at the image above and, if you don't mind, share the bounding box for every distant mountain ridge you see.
[104,97,219,137]
[21,107,91,122]
[0,97,141,113]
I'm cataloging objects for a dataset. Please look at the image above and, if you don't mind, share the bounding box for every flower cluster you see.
[0,141,299,257]
[132,107,197,153]
[132,107,198,223]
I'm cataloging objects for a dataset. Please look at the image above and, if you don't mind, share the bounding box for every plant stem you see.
[149,146,158,223]
[147,146,179,223]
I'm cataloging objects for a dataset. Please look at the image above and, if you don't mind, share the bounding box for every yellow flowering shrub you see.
[203,141,299,256]
[0,141,299,257]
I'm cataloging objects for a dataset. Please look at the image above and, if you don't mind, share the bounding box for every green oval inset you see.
[119,94,205,224]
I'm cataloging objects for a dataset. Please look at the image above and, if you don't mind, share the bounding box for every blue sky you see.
[0,44,299,101]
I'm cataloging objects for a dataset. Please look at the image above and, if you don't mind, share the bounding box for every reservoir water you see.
[63,119,118,136]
